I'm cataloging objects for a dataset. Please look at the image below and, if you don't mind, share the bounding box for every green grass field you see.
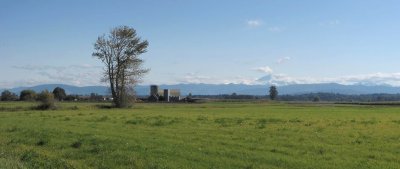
[0,101,399,169]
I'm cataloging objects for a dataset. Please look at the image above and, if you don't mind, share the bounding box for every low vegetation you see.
[36,90,55,110]
[0,101,399,168]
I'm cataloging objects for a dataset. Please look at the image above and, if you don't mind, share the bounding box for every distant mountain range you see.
[2,83,400,96]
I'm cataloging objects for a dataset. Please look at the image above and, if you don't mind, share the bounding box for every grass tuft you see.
[20,150,39,162]
[256,119,267,129]
[126,118,144,125]
[36,139,48,146]
[96,115,109,122]
[71,140,82,148]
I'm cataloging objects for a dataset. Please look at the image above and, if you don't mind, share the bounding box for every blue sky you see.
[1,0,400,88]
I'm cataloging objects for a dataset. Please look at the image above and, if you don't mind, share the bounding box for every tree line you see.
[1,87,66,101]
[180,93,400,102]
[279,93,400,102]
[5,86,400,102]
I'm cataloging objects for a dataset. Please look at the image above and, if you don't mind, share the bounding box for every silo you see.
[164,89,170,102]
[150,85,159,96]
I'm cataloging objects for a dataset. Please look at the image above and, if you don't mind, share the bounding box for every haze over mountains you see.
[2,83,400,96]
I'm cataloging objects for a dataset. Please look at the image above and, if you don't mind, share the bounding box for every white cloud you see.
[13,64,101,71]
[7,63,400,88]
[256,73,315,86]
[254,72,400,87]
[4,64,104,88]
[268,26,284,32]
[253,66,273,74]
[246,19,263,28]
[13,65,67,72]
[276,57,291,64]
[147,72,400,87]
[329,73,400,86]
[0,79,47,89]
[119,71,400,87]
[177,73,257,85]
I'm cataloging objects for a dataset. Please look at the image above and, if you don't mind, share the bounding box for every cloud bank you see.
[256,70,400,86]
[253,66,273,74]
[174,67,400,87]
[1,64,103,88]
[4,64,400,88]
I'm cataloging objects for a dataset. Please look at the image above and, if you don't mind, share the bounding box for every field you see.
[0,101,399,169]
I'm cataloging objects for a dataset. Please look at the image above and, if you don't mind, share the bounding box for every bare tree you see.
[93,26,149,107]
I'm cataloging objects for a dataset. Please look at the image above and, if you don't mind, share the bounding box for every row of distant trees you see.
[1,85,279,102]
[0,89,57,109]
[0,87,66,101]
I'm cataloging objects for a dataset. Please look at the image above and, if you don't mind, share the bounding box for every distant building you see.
[169,89,181,102]
[148,85,181,102]
[170,89,180,96]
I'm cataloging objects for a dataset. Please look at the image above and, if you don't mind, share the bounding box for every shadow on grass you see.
[95,105,114,109]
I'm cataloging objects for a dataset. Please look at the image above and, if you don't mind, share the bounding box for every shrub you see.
[1,90,18,101]
[115,94,134,108]
[36,90,55,110]
[313,96,320,102]
[20,90,37,101]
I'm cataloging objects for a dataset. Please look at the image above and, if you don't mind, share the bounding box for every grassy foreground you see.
[0,101,399,169]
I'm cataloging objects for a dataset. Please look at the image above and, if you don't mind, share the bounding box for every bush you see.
[1,90,18,101]
[36,90,55,110]
[20,90,37,101]
[65,94,79,101]
[114,94,134,108]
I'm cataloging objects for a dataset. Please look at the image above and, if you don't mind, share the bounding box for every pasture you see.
[0,101,399,169]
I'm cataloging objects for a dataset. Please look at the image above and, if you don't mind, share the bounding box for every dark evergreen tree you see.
[269,85,278,100]
[53,87,66,101]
